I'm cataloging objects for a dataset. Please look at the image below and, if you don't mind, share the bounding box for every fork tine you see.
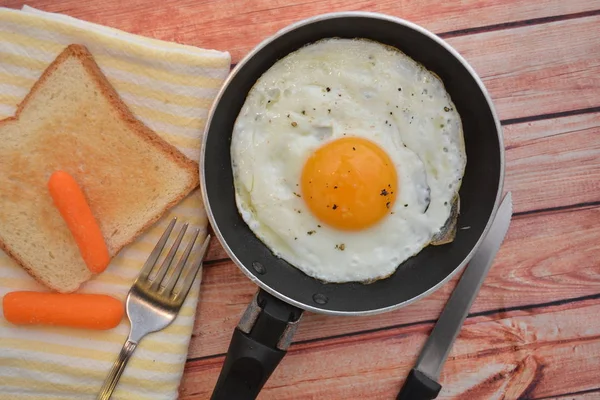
[150,223,188,290]
[174,234,211,302]
[137,218,177,282]
[161,229,200,295]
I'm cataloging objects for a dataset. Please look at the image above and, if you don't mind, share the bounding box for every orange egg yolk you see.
[301,137,398,231]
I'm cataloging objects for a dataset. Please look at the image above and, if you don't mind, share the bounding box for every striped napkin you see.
[0,6,230,400]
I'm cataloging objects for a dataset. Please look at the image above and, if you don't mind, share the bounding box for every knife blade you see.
[397,192,513,400]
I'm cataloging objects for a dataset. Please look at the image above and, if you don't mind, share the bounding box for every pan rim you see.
[200,11,505,316]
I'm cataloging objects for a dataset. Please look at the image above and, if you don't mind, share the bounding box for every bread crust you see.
[0,44,201,292]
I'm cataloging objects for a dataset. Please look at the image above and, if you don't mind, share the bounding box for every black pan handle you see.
[211,289,303,400]
[396,368,442,400]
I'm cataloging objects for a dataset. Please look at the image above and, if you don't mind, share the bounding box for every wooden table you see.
[5,1,600,398]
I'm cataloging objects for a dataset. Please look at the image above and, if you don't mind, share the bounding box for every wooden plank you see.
[205,225,229,262]
[180,298,600,399]
[548,391,600,399]
[201,112,600,262]
[188,200,600,359]
[506,112,600,213]
[446,16,600,120]
[4,0,598,63]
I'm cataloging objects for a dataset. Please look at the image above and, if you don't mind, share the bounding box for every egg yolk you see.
[301,137,398,230]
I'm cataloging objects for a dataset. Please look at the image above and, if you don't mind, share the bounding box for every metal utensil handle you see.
[97,339,138,400]
[397,369,442,400]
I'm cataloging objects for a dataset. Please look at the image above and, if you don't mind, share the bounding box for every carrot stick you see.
[3,291,123,330]
[48,170,110,274]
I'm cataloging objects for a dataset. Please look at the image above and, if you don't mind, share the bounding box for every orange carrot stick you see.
[3,291,123,330]
[48,170,110,274]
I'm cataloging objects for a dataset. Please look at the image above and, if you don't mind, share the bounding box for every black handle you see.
[211,289,303,400]
[397,369,442,400]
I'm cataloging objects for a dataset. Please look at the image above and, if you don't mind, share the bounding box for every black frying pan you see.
[201,12,504,399]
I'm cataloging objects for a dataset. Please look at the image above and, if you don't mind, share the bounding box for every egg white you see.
[231,38,466,283]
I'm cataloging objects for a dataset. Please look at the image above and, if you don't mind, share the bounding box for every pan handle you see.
[210,289,304,400]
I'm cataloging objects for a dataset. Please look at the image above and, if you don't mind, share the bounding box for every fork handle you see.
[97,339,138,400]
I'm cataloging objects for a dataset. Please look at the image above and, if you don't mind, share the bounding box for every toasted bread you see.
[0,44,199,292]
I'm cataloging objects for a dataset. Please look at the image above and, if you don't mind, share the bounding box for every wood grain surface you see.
[3,0,600,399]
[182,298,600,399]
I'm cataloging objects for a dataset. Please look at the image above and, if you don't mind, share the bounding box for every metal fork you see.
[97,218,211,400]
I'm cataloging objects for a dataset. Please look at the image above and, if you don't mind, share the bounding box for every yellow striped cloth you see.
[0,6,230,400]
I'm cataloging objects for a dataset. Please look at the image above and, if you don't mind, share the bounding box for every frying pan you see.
[201,11,504,399]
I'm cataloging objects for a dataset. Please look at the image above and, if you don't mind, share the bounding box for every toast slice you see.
[0,44,199,292]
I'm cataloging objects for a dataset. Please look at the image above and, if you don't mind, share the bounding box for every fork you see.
[97,218,211,400]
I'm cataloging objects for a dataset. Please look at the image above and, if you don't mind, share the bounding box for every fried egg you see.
[231,38,466,283]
